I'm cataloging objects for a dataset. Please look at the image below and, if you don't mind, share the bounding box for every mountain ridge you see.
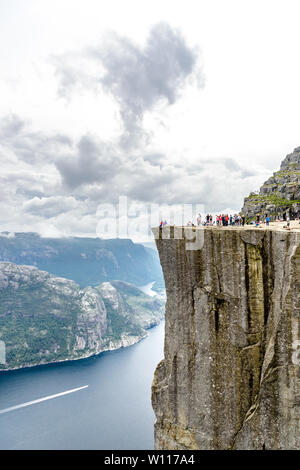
[0,232,163,288]
[0,261,164,371]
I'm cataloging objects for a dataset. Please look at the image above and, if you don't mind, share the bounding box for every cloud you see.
[143,153,165,167]
[96,23,200,147]
[0,114,26,138]
[55,135,120,188]
[23,196,78,218]
[52,51,101,100]
[54,22,203,148]
[223,158,258,178]
[0,113,72,165]
[0,111,270,239]
[3,113,258,211]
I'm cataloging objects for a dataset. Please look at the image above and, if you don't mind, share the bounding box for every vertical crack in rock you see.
[152,227,300,450]
[244,240,252,334]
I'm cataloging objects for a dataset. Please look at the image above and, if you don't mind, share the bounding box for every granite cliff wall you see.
[152,226,300,450]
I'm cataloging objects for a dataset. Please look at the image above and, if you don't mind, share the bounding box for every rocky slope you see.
[0,262,164,371]
[242,147,300,220]
[152,226,300,450]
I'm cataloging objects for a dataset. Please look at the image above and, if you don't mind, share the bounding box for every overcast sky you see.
[1,0,300,238]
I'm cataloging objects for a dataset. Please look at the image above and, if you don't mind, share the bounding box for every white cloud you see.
[23,196,79,218]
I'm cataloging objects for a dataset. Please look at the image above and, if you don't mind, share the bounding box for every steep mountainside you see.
[242,147,300,219]
[0,233,163,287]
[152,226,300,450]
[0,262,164,371]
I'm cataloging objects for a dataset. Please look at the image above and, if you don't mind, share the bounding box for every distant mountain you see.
[0,232,163,287]
[242,147,300,220]
[0,262,165,371]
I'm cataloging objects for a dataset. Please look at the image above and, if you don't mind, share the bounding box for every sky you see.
[1,0,300,240]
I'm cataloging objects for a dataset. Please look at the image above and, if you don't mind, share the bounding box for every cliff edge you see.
[152,225,300,449]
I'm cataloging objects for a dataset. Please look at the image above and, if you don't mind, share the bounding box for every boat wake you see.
[0,385,88,415]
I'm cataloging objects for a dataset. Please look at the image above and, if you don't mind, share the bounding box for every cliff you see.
[152,225,300,450]
[242,147,300,220]
[0,262,164,371]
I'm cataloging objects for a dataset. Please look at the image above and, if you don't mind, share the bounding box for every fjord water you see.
[0,285,165,450]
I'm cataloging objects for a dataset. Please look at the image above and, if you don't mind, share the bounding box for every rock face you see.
[242,147,300,220]
[152,226,300,450]
[0,262,164,371]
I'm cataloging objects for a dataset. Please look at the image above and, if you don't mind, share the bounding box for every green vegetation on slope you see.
[245,192,300,207]
[0,264,165,370]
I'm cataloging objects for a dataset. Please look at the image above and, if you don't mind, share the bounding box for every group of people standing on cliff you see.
[196,214,246,227]
[216,214,245,226]
[160,213,290,228]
